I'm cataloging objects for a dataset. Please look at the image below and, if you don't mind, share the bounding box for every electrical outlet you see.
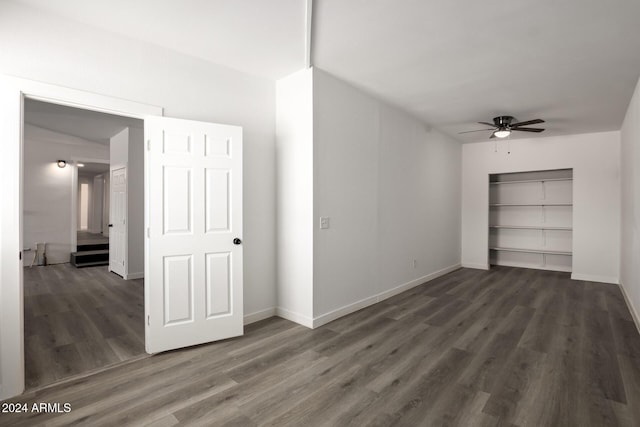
[320,217,330,229]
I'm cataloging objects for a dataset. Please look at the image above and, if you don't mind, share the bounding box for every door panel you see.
[163,255,193,325]
[205,168,230,232]
[206,252,231,317]
[145,116,243,354]
[163,166,192,234]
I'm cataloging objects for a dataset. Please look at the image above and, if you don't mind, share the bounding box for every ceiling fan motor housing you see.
[494,116,514,128]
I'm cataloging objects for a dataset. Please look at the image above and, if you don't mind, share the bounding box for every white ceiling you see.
[14,0,640,142]
[25,99,142,145]
[15,0,307,80]
[312,0,640,142]
[78,162,110,175]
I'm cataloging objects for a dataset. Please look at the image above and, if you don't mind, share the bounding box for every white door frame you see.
[0,75,162,400]
[70,156,110,253]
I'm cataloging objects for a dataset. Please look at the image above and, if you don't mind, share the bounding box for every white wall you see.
[128,127,145,278]
[109,126,146,279]
[620,76,640,322]
[0,1,276,316]
[461,131,621,284]
[110,127,128,166]
[313,69,462,319]
[276,68,462,326]
[275,68,314,324]
[23,125,108,264]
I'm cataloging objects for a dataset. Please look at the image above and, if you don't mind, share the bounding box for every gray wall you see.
[621,76,640,321]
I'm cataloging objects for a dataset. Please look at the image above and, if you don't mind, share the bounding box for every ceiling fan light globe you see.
[494,129,511,138]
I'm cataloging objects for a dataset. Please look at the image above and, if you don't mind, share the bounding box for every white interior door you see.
[110,166,127,277]
[145,116,243,354]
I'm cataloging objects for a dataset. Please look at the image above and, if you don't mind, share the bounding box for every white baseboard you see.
[312,296,378,329]
[377,263,462,301]
[276,307,314,328]
[243,307,276,325]
[124,272,144,280]
[618,281,640,335]
[311,263,462,329]
[570,272,619,284]
[461,263,489,270]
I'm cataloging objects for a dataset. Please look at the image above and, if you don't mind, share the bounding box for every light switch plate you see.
[320,217,330,229]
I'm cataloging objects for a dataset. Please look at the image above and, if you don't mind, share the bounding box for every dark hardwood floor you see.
[23,263,145,390]
[76,231,109,246]
[4,266,640,426]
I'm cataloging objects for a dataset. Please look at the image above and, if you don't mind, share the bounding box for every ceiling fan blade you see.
[458,128,494,134]
[478,122,496,127]
[490,133,496,139]
[512,119,545,127]
[513,127,545,132]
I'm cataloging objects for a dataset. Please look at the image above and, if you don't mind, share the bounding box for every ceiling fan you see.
[459,116,545,139]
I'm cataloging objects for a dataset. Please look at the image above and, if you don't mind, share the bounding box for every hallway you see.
[24,263,144,390]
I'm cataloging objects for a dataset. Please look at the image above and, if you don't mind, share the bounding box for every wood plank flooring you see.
[4,266,640,426]
[23,264,145,390]
[76,231,109,246]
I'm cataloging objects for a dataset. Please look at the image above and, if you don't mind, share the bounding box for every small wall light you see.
[77,163,85,167]
[57,160,67,168]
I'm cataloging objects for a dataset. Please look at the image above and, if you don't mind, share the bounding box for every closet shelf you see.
[489,203,572,207]
[489,225,572,231]
[489,178,573,185]
[490,247,572,256]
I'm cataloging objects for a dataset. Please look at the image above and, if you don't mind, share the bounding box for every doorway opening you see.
[1,76,245,400]
[72,161,110,268]
[22,99,145,390]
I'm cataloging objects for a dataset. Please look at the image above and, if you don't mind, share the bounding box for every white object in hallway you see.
[79,182,89,230]
[145,116,243,354]
[110,166,127,277]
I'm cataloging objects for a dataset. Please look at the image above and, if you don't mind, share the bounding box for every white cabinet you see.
[489,169,573,272]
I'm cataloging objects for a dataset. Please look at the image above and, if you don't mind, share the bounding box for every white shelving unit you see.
[489,169,573,272]
[489,203,572,207]
[489,225,572,230]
